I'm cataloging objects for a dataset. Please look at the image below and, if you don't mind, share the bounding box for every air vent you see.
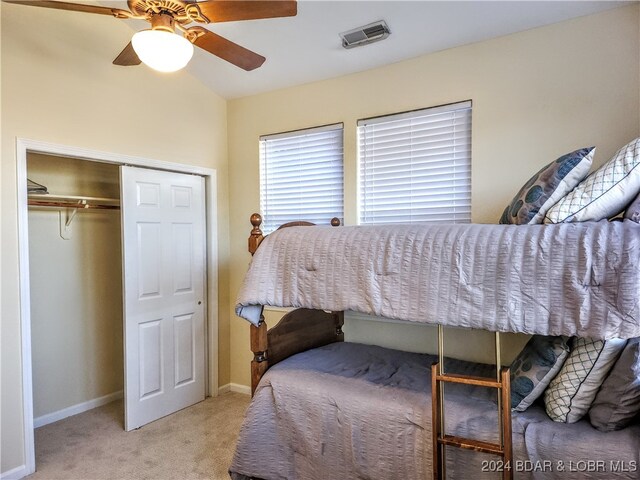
[340,20,390,49]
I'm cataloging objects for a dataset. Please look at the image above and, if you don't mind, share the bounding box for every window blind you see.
[358,101,472,225]
[260,123,344,233]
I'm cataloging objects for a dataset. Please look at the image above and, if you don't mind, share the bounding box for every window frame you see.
[356,100,472,225]
[259,122,345,233]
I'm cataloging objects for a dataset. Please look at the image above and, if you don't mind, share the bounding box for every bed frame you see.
[247,213,344,394]
[245,213,513,480]
[239,214,638,480]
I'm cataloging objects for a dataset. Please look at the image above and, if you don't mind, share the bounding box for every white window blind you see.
[358,101,472,225]
[260,123,344,233]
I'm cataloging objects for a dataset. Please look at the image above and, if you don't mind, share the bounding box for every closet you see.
[27,152,208,435]
[28,154,124,428]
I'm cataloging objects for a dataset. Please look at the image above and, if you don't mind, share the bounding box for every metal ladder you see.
[431,326,513,480]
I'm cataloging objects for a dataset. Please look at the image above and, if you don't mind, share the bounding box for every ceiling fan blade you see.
[189,27,265,71]
[113,42,141,67]
[192,0,296,23]
[2,0,127,16]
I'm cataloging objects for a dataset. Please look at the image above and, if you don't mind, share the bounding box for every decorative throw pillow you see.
[545,137,640,223]
[499,147,594,225]
[589,338,640,432]
[544,337,627,423]
[624,191,640,223]
[510,335,570,412]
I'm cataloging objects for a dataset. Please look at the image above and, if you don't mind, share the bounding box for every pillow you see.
[589,338,640,431]
[510,335,570,412]
[544,337,627,423]
[545,137,640,223]
[624,191,640,223]
[499,147,594,225]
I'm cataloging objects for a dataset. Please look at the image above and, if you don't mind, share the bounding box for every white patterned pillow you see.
[544,137,640,223]
[544,337,627,423]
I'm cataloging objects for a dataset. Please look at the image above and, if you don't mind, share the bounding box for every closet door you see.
[120,166,206,431]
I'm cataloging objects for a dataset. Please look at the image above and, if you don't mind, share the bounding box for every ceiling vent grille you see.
[340,20,390,49]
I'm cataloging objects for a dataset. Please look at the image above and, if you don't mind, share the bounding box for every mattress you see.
[236,220,640,339]
[229,342,640,480]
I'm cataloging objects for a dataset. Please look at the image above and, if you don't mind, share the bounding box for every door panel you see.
[137,182,161,206]
[139,319,163,398]
[137,222,162,298]
[174,313,195,386]
[172,224,194,293]
[121,166,205,430]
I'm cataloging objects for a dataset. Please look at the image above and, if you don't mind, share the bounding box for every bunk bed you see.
[230,215,640,480]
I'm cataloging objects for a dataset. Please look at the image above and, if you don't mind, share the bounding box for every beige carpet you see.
[28,392,251,480]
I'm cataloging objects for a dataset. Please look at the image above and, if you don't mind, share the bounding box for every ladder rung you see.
[436,372,502,388]
[439,434,504,455]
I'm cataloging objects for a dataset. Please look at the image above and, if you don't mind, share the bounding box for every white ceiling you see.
[118,1,631,99]
[185,0,631,99]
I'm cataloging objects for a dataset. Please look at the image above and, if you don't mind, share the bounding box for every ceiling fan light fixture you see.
[131,29,194,73]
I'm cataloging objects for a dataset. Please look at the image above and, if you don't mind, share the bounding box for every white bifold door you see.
[120,166,206,431]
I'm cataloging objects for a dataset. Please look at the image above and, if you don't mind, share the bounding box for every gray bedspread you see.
[236,221,640,339]
[229,342,640,480]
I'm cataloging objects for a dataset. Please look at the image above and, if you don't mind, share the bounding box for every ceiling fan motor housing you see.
[151,13,176,32]
[128,0,209,24]
[129,0,186,17]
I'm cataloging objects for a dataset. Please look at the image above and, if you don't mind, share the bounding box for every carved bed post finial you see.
[249,213,264,255]
[331,217,341,227]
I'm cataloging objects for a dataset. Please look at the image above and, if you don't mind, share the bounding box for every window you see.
[259,123,344,233]
[357,101,471,225]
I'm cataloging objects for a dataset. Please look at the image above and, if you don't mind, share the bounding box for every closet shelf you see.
[28,194,120,240]
[27,194,120,210]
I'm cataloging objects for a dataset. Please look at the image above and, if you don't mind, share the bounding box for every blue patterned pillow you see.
[499,147,594,225]
[510,335,570,412]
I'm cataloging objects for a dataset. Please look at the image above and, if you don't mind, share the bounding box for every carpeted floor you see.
[28,392,251,480]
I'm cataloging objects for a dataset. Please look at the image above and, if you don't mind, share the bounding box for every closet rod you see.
[27,200,120,210]
[27,194,120,210]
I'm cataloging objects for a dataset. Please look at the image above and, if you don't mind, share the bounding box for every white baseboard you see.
[230,383,251,395]
[33,390,123,429]
[0,464,29,480]
[218,383,251,396]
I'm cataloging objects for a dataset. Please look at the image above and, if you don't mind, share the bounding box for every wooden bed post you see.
[248,213,266,396]
[250,316,268,396]
[246,213,343,397]
[334,311,345,341]
[248,213,264,255]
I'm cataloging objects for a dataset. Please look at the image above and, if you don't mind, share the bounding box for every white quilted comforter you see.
[236,220,640,339]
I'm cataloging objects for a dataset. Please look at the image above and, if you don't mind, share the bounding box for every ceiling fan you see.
[5,0,297,72]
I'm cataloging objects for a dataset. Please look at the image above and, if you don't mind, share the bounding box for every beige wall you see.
[227,5,640,387]
[1,4,229,474]
[27,155,123,419]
